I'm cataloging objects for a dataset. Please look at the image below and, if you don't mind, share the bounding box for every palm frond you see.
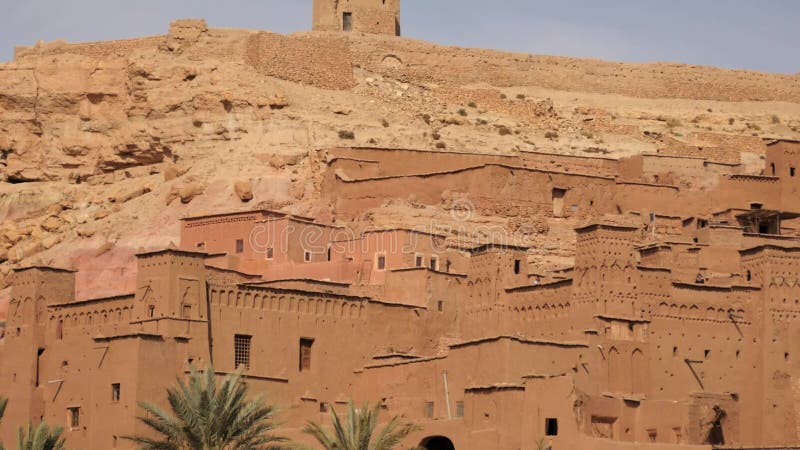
[123,366,285,450]
[304,401,419,450]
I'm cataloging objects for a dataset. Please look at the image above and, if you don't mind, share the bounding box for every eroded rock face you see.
[0,18,799,318]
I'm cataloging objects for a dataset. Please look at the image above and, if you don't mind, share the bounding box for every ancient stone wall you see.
[245,32,355,90]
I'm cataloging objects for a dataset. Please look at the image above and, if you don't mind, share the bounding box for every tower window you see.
[455,401,464,418]
[377,254,386,270]
[514,259,521,274]
[266,248,274,260]
[182,304,192,318]
[343,12,353,31]
[56,320,63,340]
[234,335,251,370]
[148,305,156,318]
[791,167,796,177]
[304,250,312,262]
[437,301,444,312]
[235,239,244,254]
[424,401,434,418]
[68,407,81,429]
[415,254,423,267]
[429,256,438,271]
[545,418,559,436]
[300,338,314,372]
[111,383,121,402]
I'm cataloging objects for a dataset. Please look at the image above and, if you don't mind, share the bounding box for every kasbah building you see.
[2,2,800,450]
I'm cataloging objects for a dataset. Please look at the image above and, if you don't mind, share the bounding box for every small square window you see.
[68,407,80,429]
[545,418,558,436]
[111,383,121,402]
[235,239,244,254]
[647,429,657,442]
[196,242,205,250]
[377,255,386,271]
[320,402,328,413]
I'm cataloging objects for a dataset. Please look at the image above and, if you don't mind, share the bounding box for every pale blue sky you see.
[1,0,798,73]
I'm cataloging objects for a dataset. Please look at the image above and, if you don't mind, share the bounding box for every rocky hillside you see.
[1,19,799,319]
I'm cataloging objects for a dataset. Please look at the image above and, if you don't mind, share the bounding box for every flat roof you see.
[180,209,289,222]
[13,266,76,273]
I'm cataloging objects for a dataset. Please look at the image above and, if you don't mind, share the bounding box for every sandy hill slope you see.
[0,19,799,314]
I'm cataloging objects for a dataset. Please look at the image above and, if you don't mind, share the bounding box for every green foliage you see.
[303,402,419,450]
[0,397,6,450]
[16,422,66,450]
[124,367,284,450]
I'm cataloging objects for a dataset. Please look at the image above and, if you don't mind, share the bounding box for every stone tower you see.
[312,0,401,36]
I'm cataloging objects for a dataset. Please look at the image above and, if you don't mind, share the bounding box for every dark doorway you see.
[705,405,726,446]
[420,436,455,450]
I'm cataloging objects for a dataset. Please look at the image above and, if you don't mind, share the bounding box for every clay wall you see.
[312,0,400,35]
[244,32,355,90]
[13,36,162,61]
[712,175,782,211]
[766,140,800,211]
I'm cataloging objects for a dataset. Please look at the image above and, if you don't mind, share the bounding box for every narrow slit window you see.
[300,338,314,372]
[429,256,438,271]
[111,383,121,402]
[235,239,244,254]
[377,255,386,270]
[415,254,423,268]
[514,259,521,274]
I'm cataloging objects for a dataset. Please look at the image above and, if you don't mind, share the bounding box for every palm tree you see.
[124,366,285,450]
[303,402,419,450]
[16,422,66,450]
[0,396,6,450]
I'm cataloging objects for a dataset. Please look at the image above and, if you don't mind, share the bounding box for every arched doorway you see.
[420,435,455,450]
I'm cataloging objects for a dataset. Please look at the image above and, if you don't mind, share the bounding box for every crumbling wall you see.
[245,32,355,90]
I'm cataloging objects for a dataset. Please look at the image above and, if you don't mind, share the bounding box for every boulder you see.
[234,180,254,202]
[178,182,204,204]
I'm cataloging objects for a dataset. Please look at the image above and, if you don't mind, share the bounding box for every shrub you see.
[498,126,512,136]
[381,119,390,128]
[771,115,781,124]
[435,142,447,149]
[545,131,559,140]
[457,108,468,117]
[468,101,477,108]
[728,117,735,125]
[500,93,507,99]
[665,118,682,129]
[431,132,441,140]
[421,114,431,124]
[338,130,355,140]
[516,94,526,100]
[580,129,594,139]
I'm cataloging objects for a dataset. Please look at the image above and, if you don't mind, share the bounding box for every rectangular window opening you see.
[429,256,438,271]
[704,349,711,359]
[545,418,559,436]
[455,401,464,418]
[266,248,274,260]
[182,304,192,318]
[437,301,444,312]
[377,254,386,271]
[300,338,314,372]
[111,383,121,402]
[35,348,45,387]
[304,250,312,262]
[514,259,521,274]
[234,334,252,370]
[148,305,156,318]
[196,242,205,250]
[791,167,796,177]
[68,407,80,429]
[415,254,423,268]
[342,12,353,31]
[235,239,244,254]
[424,401,434,418]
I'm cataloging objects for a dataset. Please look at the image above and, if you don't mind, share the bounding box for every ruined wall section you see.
[245,32,355,90]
